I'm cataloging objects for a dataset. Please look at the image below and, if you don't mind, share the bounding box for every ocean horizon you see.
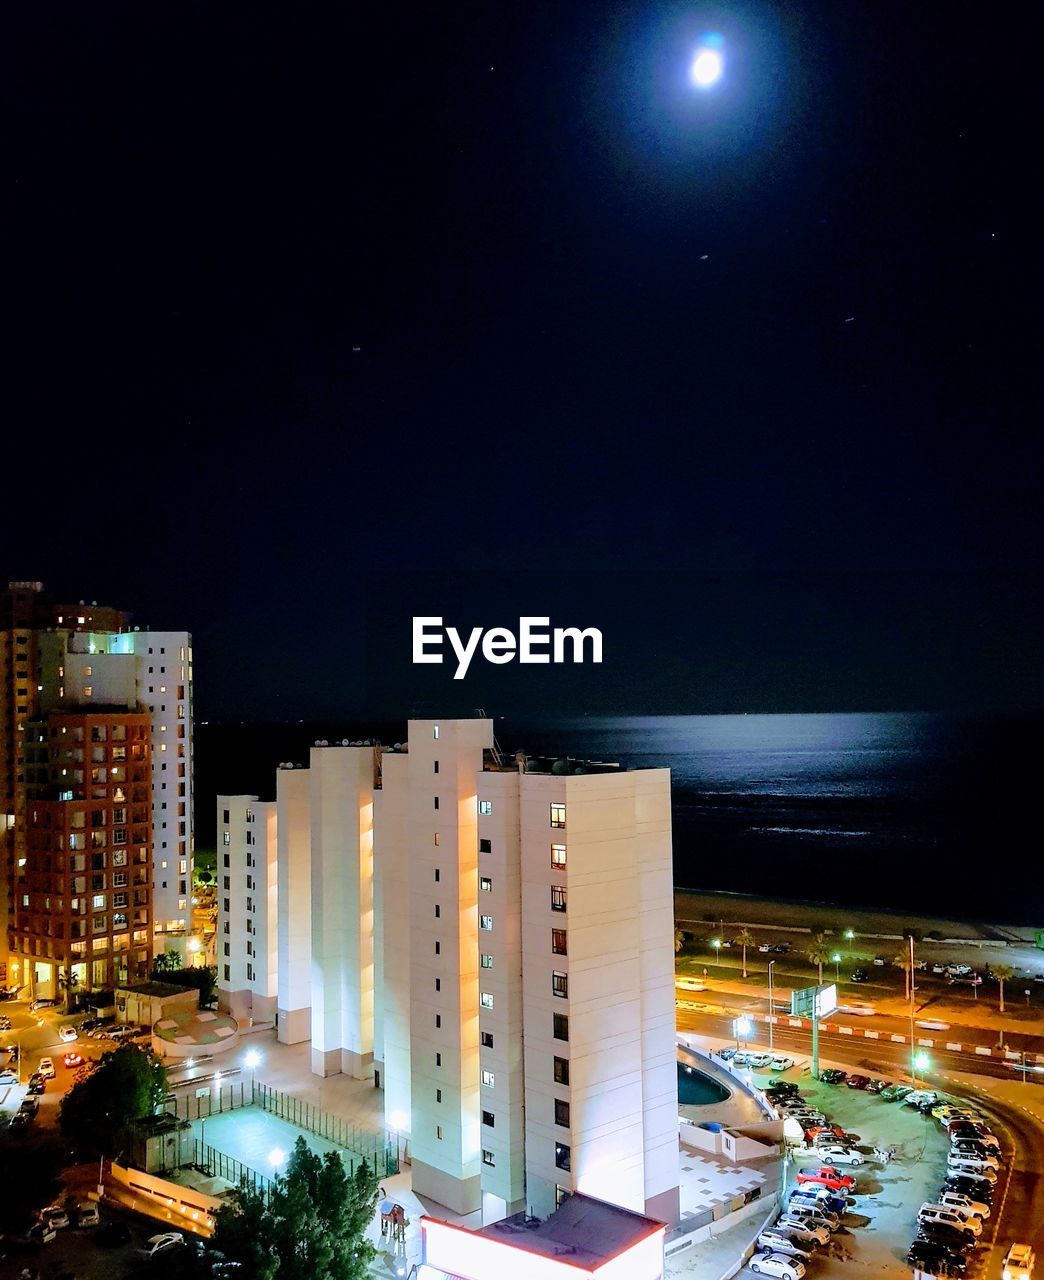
[196,710,1042,925]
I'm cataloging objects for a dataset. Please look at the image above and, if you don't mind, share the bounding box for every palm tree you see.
[992,964,1015,1014]
[735,928,756,979]
[893,951,914,1001]
[57,967,80,1013]
[806,932,829,984]
[674,929,685,956]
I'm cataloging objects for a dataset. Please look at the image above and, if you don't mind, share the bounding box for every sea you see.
[195,712,1042,926]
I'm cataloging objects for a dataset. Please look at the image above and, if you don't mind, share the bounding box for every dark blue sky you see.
[4,2,1040,720]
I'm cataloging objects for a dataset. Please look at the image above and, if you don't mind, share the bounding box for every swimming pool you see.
[677,1060,731,1105]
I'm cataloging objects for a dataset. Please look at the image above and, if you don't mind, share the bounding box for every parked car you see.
[906,1240,968,1276]
[915,1221,976,1253]
[41,1205,70,1230]
[767,1082,801,1097]
[76,1202,100,1227]
[141,1231,185,1258]
[945,1172,996,1198]
[817,1144,863,1166]
[819,1069,847,1084]
[949,1122,999,1149]
[919,1204,982,1238]
[63,1051,85,1068]
[732,1051,751,1066]
[748,1250,806,1279]
[26,1074,46,1095]
[0,1068,16,1085]
[865,1078,889,1093]
[58,1025,78,1043]
[771,943,791,954]
[775,1218,831,1248]
[791,1185,852,1214]
[850,968,869,983]
[783,1202,839,1232]
[937,1189,990,1220]
[36,1057,55,1079]
[795,1167,855,1191]
[748,1052,775,1069]
[880,1084,913,1102]
[951,1140,1000,1164]
[948,1148,1000,1171]
[845,1074,871,1090]
[769,1055,795,1072]
[9,1110,32,1130]
[804,1124,850,1143]
[29,998,55,1012]
[716,1046,737,1061]
[947,1159,998,1185]
[1001,1243,1036,1280]
[756,1231,814,1261]
[873,956,888,966]
[18,1096,39,1115]
[904,1089,939,1109]
[26,1220,58,1244]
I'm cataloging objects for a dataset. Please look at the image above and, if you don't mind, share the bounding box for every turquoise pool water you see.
[677,1061,731,1105]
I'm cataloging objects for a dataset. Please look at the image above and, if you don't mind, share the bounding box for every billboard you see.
[791,983,837,1020]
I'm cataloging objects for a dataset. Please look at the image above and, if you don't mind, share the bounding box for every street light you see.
[710,938,722,958]
[832,953,842,983]
[843,929,855,941]
[734,1016,753,1052]
[268,1147,285,1169]
[767,961,776,1053]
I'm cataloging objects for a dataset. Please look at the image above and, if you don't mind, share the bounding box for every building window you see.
[437,1125,443,1140]
[223,831,230,846]
[551,843,567,869]
[481,954,493,969]
[433,760,439,774]
[479,838,492,853]
[482,1110,495,1128]
[435,941,441,955]
[223,965,230,981]
[482,1149,495,1167]
[433,796,439,810]
[83,685,93,698]
[555,1143,571,1172]
[479,876,492,893]
[550,802,566,829]
[552,929,567,955]
[435,1014,441,1028]
[478,800,492,815]
[555,1099,571,1128]
[551,886,567,913]
[553,1013,569,1041]
[436,1053,442,1066]
[481,1031,494,1048]
[434,868,440,882]
[480,915,493,931]
[434,833,440,847]
[435,978,441,992]
[434,904,441,918]
[554,1055,570,1085]
[552,971,568,998]
[480,991,494,1009]
[436,1089,442,1103]
[482,1069,495,1087]
[433,725,440,740]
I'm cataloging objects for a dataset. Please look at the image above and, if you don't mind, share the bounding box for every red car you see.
[805,1124,850,1143]
[796,1167,856,1191]
[62,1051,85,1068]
[845,1074,871,1090]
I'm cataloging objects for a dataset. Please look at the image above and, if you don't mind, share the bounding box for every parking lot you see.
[729,1057,997,1280]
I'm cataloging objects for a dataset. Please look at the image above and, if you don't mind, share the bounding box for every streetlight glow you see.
[690,45,724,89]
[245,1049,261,1069]
[268,1147,285,1168]
[914,1051,930,1071]
[734,1016,754,1038]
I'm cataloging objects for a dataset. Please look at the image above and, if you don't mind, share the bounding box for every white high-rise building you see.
[215,795,277,1021]
[216,718,679,1227]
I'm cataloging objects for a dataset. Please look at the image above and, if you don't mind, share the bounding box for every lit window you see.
[551,886,567,913]
[83,666,93,677]
[482,1069,495,1087]
[551,844,566,869]
[550,802,566,829]
[433,725,440,740]
[83,686,93,698]
[223,831,230,845]
[552,929,567,955]
[480,876,492,892]
[481,954,493,968]
[480,915,493,931]
[478,800,492,816]
[555,1143,571,1172]
[433,833,440,846]
[552,971,568,998]
[480,991,494,1009]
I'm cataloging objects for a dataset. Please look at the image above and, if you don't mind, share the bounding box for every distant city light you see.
[690,36,724,89]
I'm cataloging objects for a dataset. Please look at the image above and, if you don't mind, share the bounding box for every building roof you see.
[475,1194,664,1268]
[118,981,194,997]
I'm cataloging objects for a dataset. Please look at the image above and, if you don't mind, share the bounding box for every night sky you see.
[5,2,1040,721]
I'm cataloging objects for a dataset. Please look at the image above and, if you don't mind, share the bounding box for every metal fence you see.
[251,1080,400,1178]
[166,1080,247,1121]
[193,1138,272,1202]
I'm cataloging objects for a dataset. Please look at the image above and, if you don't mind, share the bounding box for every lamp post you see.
[710,938,722,963]
[768,961,776,1053]
[244,1048,262,1101]
[832,953,842,984]
[843,929,855,942]
[734,1016,753,1053]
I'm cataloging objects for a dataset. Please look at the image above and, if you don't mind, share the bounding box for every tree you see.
[149,962,218,1008]
[806,932,829,985]
[214,1136,381,1280]
[893,951,915,1001]
[992,964,1015,1014]
[152,949,182,974]
[674,929,685,955]
[59,1043,167,1156]
[57,966,80,1013]
[735,927,755,979]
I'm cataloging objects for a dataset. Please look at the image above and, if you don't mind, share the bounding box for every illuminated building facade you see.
[214,795,277,1022]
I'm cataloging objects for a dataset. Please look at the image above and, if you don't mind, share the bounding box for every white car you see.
[770,1055,795,1071]
[837,1002,876,1016]
[141,1232,185,1257]
[36,1056,56,1079]
[948,1148,1000,1171]
[919,1204,982,1238]
[748,1250,806,1279]
[947,1155,998,1181]
[58,1025,78,1043]
[41,1205,70,1229]
[756,1231,814,1261]
[904,1089,939,1108]
[1001,1244,1036,1280]
[76,1202,100,1227]
[817,1144,863,1165]
[784,1201,840,1231]
[776,1217,830,1246]
[916,1019,951,1031]
[748,1052,775,1069]
[938,1189,990,1220]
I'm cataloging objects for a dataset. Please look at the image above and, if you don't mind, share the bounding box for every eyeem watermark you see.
[413,616,603,680]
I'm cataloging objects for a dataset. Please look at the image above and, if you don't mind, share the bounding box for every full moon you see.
[690,47,723,88]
